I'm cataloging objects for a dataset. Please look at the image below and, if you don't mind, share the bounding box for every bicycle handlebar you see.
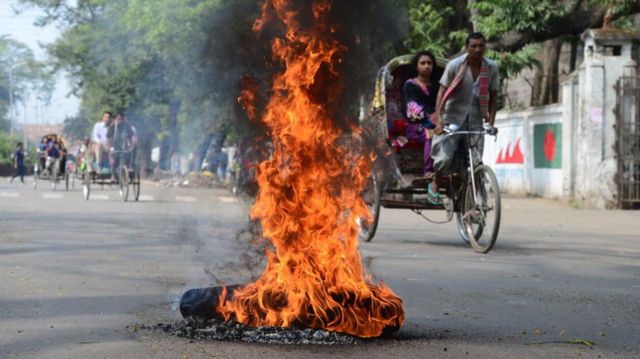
[443,123,498,137]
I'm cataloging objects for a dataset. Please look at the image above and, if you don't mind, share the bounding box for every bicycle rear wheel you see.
[359,169,382,243]
[132,170,140,201]
[461,165,501,253]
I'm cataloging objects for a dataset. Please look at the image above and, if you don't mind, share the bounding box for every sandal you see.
[427,182,442,205]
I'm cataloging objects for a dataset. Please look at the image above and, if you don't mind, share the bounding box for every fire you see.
[217,0,404,337]
[237,75,261,122]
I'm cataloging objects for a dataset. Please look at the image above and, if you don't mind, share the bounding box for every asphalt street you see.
[1,177,639,358]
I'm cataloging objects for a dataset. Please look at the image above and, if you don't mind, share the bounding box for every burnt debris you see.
[134,319,362,345]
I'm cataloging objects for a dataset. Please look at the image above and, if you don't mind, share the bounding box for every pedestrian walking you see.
[10,142,26,184]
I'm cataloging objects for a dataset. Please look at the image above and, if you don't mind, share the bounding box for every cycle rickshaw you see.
[360,55,502,253]
[33,134,67,191]
[81,142,141,202]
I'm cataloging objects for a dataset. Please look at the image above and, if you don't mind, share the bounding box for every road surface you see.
[1,177,639,358]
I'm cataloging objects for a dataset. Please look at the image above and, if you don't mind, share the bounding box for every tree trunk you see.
[137,130,153,177]
[569,35,579,73]
[531,38,562,106]
[468,0,480,31]
[159,101,181,171]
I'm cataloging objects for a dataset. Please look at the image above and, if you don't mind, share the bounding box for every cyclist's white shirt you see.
[92,122,109,145]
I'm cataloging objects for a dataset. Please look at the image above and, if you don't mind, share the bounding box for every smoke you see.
[203,0,407,132]
[196,0,410,283]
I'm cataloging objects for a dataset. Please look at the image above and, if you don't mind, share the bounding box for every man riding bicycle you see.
[107,112,135,181]
[432,32,499,181]
[45,138,64,177]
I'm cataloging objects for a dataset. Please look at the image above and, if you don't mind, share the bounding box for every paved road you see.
[1,177,639,358]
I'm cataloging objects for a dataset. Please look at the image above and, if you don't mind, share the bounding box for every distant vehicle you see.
[33,133,68,191]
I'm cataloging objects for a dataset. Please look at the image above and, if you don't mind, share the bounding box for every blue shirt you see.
[14,149,24,166]
[48,143,61,158]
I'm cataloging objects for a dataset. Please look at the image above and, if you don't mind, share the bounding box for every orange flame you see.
[237,75,261,122]
[217,0,404,337]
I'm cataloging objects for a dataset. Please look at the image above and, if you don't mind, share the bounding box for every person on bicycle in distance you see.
[434,32,499,169]
[76,136,91,172]
[402,50,441,202]
[107,112,134,181]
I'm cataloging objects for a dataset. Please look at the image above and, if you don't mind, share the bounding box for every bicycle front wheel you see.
[83,171,91,200]
[51,162,58,191]
[461,165,501,253]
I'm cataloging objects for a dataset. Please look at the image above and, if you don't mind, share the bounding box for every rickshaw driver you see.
[107,112,135,181]
[433,32,499,173]
[45,138,63,175]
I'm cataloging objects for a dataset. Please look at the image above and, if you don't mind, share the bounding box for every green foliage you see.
[486,44,541,80]
[0,132,21,165]
[404,2,454,57]
[470,0,566,39]
[0,36,54,131]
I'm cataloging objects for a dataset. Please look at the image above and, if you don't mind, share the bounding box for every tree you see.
[0,36,53,132]
[404,0,640,106]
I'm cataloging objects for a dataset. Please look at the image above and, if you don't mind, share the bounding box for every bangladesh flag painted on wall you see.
[534,123,562,169]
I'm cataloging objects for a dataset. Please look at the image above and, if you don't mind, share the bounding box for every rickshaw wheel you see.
[65,173,70,191]
[359,169,382,243]
[132,171,141,202]
[460,165,501,253]
[33,165,38,190]
[119,166,129,202]
[83,172,91,200]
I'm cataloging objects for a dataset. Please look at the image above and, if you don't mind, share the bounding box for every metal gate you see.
[616,77,640,209]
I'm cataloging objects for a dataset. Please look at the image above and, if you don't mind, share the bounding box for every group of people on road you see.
[8,110,138,185]
[88,111,137,180]
[398,32,499,203]
[10,135,66,184]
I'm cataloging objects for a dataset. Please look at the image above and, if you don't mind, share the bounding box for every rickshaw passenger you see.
[402,50,441,199]
[92,111,112,169]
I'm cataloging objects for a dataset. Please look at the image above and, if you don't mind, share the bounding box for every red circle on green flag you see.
[543,129,556,162]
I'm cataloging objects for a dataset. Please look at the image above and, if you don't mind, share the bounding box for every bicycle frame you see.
[443,128,496,225]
